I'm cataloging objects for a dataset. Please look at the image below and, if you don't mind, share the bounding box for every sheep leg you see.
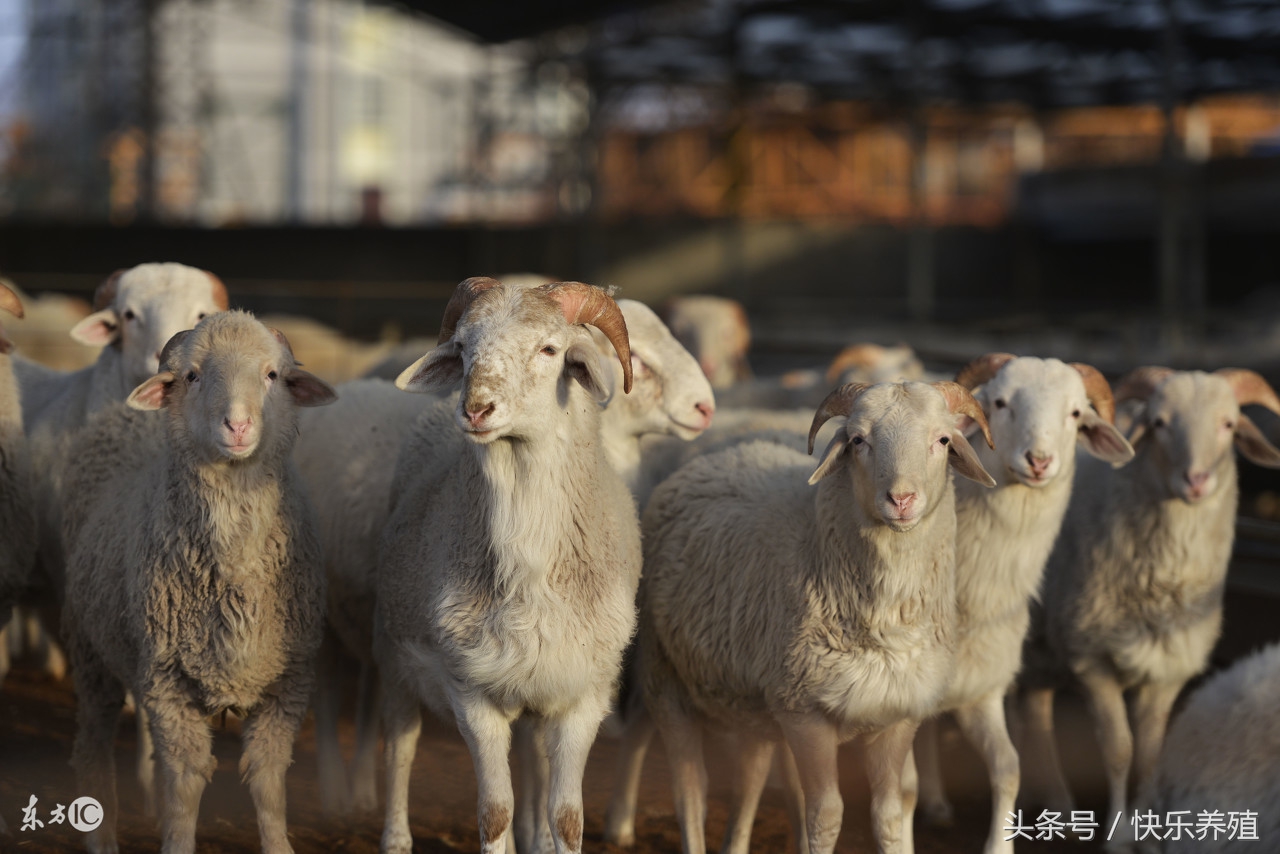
[314,630,351,813]
[1017,687,1074,812]
[900,744,918,854]
[350,661,382,812]
[135,702,157,817]
[863,719,918,854]
[650,690,709,854]
[780,714,843,854]
[452,693,517,854]
[776,740,809,854]
[719,732,775,854]
[380,685,422,854]
[1077,668,1134,850]
[70,643,124,854]
[603,703,656,846]
[913,717,953,825]
[1129,680,1182,804]
[146,692,216,854]
[514,716,554,854]
[953,692,1020,854]
[544,695,609,854]
[240,689,310,854]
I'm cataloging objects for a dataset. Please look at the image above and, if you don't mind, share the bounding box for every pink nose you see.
[694,400,715,429]
[466,402,494,427]
[1185,471,1210,496]
[1026,452,1053,477]
[888,492,917,515]
[224,417,252,443]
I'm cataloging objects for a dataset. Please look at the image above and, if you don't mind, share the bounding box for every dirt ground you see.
[0,658,1110,854]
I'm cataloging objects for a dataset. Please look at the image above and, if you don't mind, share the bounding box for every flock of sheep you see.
[0,262,1277,854]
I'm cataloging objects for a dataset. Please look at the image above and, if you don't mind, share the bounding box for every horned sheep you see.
[60,311,336,854]
[1020,367,1280,850]
[637,380,996,854]
[374,278,644,854]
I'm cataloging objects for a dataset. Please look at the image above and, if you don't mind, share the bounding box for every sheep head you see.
[1116,366,1280,503]
[661,295,751,389]
[807,380,996,531]
[127,311,336,465]
[397,278,633,444]
[72,263,230,386]
[957,354,1133,487]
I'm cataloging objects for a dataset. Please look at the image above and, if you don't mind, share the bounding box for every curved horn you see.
[0,281,24,319]
[808,382,871,454]
[825,343,886,384]
[1070,362,1117,423]
[92,269,126,312]
[955,352,1016,390]
[438,276,501,344]
[157,329,192,370]
[540,281,633,394]
[1115,366,1174,404]
[932,381,994,449]
[1216,368,1280,418]
[204,271,230,310]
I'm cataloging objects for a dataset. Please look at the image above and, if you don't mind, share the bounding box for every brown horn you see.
[204,271,230,310]
[955,352,1016,390]
[438,276,501,344]
[1216,368,1280,418]
[1115,366,1174,404]
[808,382,871,454]
[0,281,24,319]
[540,281,633,394]
[1070,362,1117,424]
[93,269,127,312]
[826,343,886,384]
[157,329,192,370]
[932,381,994,449]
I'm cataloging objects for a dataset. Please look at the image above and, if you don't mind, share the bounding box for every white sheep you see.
[714,342,927,411]
[292,295,713,815]
[909,354,1133,854]
[373,277,642,854]
[637,380,996,854]
[1143,643,1280,854]
[662,295,752,389]
[60,311,336,854]
[1019,366,1280,850]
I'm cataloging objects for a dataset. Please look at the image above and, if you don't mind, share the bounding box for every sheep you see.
[1143,643,1280,854]
[0,280,96,371]
[637,380,997,854]
[60,311,336,854]
[1018,367,1280,851]
[373,277,643,854]
[905,354,1134,854]
[662,295,752,389]
[292,295,713,814]
[0,281,35,640]
[714,342,927,411]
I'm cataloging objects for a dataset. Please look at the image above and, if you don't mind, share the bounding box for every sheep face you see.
[608,300,714,440]
[811,381,995,531]
[398,284,617,444]
[1128,372,1280,503]
[72,262,229,386]
[126,311,337,463]
[663,296,750,389]
[977,358,1132,487]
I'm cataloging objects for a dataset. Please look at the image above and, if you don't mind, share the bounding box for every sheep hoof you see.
[603,827,636,847]
[919,800,954,827]
[380,826,414,854]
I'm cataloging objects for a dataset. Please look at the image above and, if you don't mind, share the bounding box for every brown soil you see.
[0,659,1110,853]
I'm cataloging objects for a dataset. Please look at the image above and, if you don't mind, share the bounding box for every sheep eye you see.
[541,346,557,356]
[123,309,136,321]
[1072,409,1081,419]
[939,436,950,446]
[1225,420,1235,430]
[267,370,278,381]
[851,436,864,446]
[197,312,207,321]
[186,371,199,384]
[1153,417,1166,428]
[994,399,1006,409]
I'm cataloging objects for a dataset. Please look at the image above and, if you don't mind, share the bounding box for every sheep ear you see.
[947,430,997,487]
[1234,413,1280,468]
[127,372,175,410]
[0,326,13,354]
[808,432,849,485]
[564,342,612,402]
[286,369,337,407]
[71,309,121,346]
[1078,409,1135,464]
[396,341,462,393]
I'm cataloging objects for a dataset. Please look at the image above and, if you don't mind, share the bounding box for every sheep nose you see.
[694,400,715,428]
[1026,452,1053,476]
[465,402,495,427]
[888,491,917,514]
[1185,470,1210,496]
[224,416,252,442]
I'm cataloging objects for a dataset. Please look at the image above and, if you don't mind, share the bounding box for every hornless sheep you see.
[374,278,643,854]
[292,296,712,814]
[662,295,752,389]
[61,311,336,854]
[1019,367,1280,850]
[638,380,996,854]
[910,354,1133,854]
[1143,643,1280,854]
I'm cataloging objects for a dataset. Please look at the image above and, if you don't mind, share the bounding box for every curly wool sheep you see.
[638,380,997,854]
[61,311,336,854]
[374,278,643,854]
[1020,367,1280,850]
